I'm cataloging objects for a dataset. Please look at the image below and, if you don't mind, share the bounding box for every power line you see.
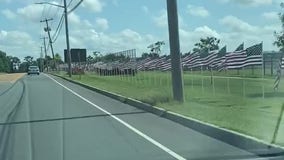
[40,18,55,60]
[52,13,64,43]
[40,4,46,21]
[50,0,63,27]
[68,0,74,7]
[67,0,83,14]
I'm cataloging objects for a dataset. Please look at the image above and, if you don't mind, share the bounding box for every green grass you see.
[54,70,284,146]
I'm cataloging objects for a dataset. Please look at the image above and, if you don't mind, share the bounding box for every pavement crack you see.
[0,111,147,126]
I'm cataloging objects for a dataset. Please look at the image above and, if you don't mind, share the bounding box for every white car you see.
[27,66,40,75]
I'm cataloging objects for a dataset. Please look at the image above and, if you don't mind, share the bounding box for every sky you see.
[0,0,283,60]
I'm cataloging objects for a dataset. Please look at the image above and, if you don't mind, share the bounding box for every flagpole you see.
[271,103,284,144]
[261,42,264,99]
[201,65,204,93]
[211,67,215,96]
[227,71,230,94]
[191,68,193,90]
[242,67,246,98]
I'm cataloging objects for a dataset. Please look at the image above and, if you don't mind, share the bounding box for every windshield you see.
[28,66,39,69]
[1,0,284,160]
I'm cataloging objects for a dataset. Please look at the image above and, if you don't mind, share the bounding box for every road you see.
[0,82,12,95]
[0,74,278,160]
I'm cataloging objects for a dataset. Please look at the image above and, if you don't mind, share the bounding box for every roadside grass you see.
[54,70,284,146]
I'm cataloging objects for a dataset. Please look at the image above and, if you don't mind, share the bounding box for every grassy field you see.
[54,70,284,146]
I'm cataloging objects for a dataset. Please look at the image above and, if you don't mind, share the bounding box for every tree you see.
[193,37,220,56]
[93,51,102,62]
[0,50,10,72]
[93,51,100,58]
[7,56,21,72]
[54,53,63,64]
[148,41,165,55]
[87,55,94,63]
[37,58,45,72]
[149,53,159,58]
[20,56,37,73]
[19,62,28,72]
[141,52,149,59]
[24,56,33,64]
[44,55,52,70]
[274,3,284,52]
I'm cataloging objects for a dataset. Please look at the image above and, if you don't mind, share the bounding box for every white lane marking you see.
[45,74,186,160]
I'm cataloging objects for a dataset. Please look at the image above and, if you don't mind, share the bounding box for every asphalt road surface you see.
[0,74,280,160]
[0,82,12,95]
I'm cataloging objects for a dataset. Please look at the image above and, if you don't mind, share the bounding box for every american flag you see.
[183,53,200,69]
[160,58,171,71]
[219,43,263,70]
[137,58,151,70]
[144,57,163,70]
[222,50,247,69]
[199,51,218,67]
[245,42,263,67]
[281,57,284,69]
[210,46,227,68]
[235,43,244,51]
[183,51,218,69]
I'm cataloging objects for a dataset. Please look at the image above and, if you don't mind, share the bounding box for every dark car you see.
[27,66,40,75]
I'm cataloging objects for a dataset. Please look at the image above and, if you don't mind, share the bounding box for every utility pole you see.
[35,0,82,77]
[40,46,44,72]
[167,0,184,102]
[63,0,72,77]
[40,18,55,60]
[40,37,48,58]
[41,37,48,72]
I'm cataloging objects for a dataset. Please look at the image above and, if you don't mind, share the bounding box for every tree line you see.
[0,50,20,73]
[0,49,63,73]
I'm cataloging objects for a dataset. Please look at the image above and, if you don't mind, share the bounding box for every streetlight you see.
[35,1,72,77]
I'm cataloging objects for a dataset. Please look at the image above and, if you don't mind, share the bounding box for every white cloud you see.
[68,12,81,25]
[1,9,16,19]
[141,6,149,14]
[0,30,39,58]
[178,26,220,52]
[17,4,44,22]
[82,0,104,12]
[177,15,280,53]
[218,15,280,51]
[220,15,258,33]
[262,11,279,21]
[64,26,160,56]
[219,0,273,6]
[83,20,93,28]
[187,4,209,17]
[153,9,186,28]
[95,18,109,31]
[16,3,61,23]
[194,26,220,38]
[153,9,168,28]
[120,29,142,42]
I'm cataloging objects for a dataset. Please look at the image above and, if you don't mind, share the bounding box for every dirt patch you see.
[0,73,25,83]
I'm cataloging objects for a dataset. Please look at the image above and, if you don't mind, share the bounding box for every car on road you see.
[27,66,40,75]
